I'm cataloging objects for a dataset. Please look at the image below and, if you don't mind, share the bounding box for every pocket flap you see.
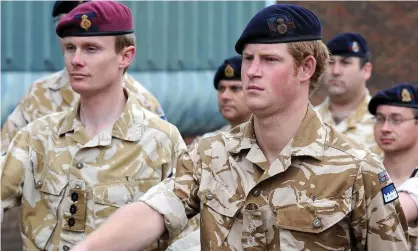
[199,178,242,218]
[276,197,351,234]
[36,168,68,196]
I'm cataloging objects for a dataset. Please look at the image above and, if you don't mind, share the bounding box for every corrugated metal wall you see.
[1,1,264,71]
[1,1,265,136]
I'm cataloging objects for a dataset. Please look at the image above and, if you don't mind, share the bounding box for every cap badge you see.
[80,14,91,31]
[402,88,412,102]
[224,64,235,78]
[351,41,360,53]
[277,18,288,34]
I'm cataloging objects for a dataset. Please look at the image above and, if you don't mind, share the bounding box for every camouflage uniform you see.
[1,70,165,153]
[189,125,232,146]
[399,168,418,250]
[140,105,409,250]
[315,90,382,156]
[1,89,185,251]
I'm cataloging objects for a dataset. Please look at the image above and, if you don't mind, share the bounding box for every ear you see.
[299,55,316,83]
[119,46,136,70]
[361,62,372,81]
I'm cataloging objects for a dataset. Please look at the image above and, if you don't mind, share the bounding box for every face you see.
[61,36,133,95]
[374,105,418,154]
[326,56,371,98]
[217,80,251,124]
[241,43,314,116]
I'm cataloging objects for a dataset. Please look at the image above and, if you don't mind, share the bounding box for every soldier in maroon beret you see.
[1,1,183,251]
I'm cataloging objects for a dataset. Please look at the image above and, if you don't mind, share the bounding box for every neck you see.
[384,149,418,187]
[230,115,252,128]
[254,100,308,165]
[329,88,366,121]
[79,83,127,138]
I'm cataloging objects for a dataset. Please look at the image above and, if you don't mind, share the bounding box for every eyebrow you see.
[375,112,403,116]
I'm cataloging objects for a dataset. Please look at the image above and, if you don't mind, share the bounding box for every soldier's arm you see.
[72,145,202,251]
[398,177,418,223]
[351,153,409,250]
[1,104,30,153]
[1,129,31,217]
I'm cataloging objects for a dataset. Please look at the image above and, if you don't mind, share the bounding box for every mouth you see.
[328,80,342,85]
[247,85,264,91]
[221,105,235,110]
[380,138,394,144]
[70,73,89,78]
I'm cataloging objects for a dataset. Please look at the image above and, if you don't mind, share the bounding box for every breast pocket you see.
[23,166,68,250]
[198,178,243,249]
[275,196,352,250]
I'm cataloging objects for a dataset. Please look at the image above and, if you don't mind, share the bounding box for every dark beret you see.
[214,56,242,89]
[235,4,322,54]
[52,1,90,18]
[327,32,369,58]
[369,83,418,115]
[56,1,134,38]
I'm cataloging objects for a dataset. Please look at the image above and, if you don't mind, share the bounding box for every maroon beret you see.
[56,1,134,38]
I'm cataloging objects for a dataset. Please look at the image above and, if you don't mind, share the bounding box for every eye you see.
[65,45,76,51]
[341,59,352,65]
[218,86,225,92]
[243,55,253,61]
[230,86,242,92]
[375,115,385,124]
[86,46,98,53]
[264,57,277,62]
[391,117,403,125]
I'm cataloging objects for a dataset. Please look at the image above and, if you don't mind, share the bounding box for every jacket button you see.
[68,217,75,227]
[71,192,79,202]
[252,189,261,196]
[206,191,214,200]
[76,163,84,169]
[70,204,77,214]
[312,216,322,228]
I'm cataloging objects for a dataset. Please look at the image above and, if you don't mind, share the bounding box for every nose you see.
[330,62,341,76]
[70,49,85,68]
[245,57,261,79]
[219,88,232,102]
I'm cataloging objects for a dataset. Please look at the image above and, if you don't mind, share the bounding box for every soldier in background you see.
[71,4,408,251]
[1,0,166,155]
[1,2,184,250]
[315,32,381,155]
[369,83,418,250]
[190,55,251,145]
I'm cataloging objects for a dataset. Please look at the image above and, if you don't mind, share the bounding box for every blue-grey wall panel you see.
[1,1,264,72]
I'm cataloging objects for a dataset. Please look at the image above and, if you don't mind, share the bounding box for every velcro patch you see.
[378,170,390,183]
[381,183,398,204]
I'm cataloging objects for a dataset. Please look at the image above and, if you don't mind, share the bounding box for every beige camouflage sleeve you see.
[139,144,201,238]
[350,153,409,250]
[1,128,31,213]
[1,104,30,154]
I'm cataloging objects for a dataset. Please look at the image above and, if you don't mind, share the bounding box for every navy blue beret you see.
[327,32,369,58]
[368,83,418,115]
[52,1,90,18]
[235,4,322,54]
[214,56,242,89]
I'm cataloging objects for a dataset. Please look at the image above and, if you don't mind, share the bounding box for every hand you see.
[70,242,89,251]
